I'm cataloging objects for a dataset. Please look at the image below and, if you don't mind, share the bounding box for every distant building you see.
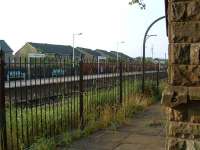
[95,49,116,60]
[76,48,134,61]
[154,58,167,65]
[94,49,133,61]
[15,42,83,59]
[0,40,13,63]
[76,47,101,60]
[15,42,134,62]
[110,51,133,61]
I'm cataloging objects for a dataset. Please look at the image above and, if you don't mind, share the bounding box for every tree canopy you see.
[129,0,146,9]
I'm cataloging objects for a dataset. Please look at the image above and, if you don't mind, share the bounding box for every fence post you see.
[79,56,84,129]
[119,61,123,104]
[0,50,7,150]
[156,63,160,93]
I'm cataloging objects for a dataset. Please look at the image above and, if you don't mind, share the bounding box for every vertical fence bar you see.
[156,63,160,93]
[0,51,7,150]
[79,57,84,129]
[8,57,14,150]
[119,61,123,104]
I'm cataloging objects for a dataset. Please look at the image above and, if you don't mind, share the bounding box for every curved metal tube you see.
[142,16,166,93]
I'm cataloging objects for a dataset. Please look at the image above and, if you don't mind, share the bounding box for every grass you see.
[29,93,153,150]
[3,79,164,150]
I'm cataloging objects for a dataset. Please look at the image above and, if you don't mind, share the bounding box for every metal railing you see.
[0,53,167,150]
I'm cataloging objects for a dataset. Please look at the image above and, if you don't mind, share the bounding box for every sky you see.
[0,0,168,58]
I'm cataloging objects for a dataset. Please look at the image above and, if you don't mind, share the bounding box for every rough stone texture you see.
[168,65,200,86]
[170,1,200,22]
[170,22,200,43]
[167,138,200,150]
[171,2,186,21]
[164,0,200,149]
[167,138,186,150]
[169,43,200,65]
[167,105,188,122]
[190,44,200,65]
[169,44,190,65]
[168,122,200,139]
[161,86,188,107]
[187,103,200,124]
[189,87,200,100]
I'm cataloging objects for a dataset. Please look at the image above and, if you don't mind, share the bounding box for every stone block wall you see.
[162,0,200,149]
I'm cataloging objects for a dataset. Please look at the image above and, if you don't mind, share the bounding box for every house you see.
[0,40,13,63]
[110,51,133,61]
[15,42,134,62]
[154,58,167,65]
[95,49,116,60]
[94,49,133,61]
[76,47,101,60]
[15,42,83,59]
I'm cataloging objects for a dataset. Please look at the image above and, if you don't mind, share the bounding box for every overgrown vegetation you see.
[29,94,152,150]
[4,79,165,150]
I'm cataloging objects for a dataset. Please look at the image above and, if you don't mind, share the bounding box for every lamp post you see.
[117,41,125,62]
[145,35,157,61]
[142,16,166,93]
[98,56,106,74]
[73,33,82,67]
[154,58,160,93]
[151,45,154,60]
[145,34,157,43]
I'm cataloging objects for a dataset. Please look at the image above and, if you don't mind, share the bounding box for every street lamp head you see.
[145,34,157,42]
[73,33,83,36]
[147,34,157,38]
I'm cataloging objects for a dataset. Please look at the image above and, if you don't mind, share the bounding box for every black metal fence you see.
[0,52,167,150]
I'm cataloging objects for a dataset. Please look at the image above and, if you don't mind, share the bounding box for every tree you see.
[129,0,146,9]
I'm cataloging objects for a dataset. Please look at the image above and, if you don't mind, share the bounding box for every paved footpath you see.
[67,103,166,150]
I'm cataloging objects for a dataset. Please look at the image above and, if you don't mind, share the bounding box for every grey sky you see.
[0,0,168,58]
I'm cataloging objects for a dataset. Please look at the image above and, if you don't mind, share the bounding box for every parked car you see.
[51,69,65,77]
[7,70,26,81]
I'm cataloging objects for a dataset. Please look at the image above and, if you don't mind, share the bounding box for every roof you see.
[95,49,116,59]
[28,42,82,56]
[110,51,133,60]
[0,40,13,52]
[76,47,100,57]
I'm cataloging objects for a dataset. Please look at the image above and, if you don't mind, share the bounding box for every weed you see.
[3,80,164,149]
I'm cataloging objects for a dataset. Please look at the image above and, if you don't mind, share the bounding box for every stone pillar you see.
[162,0,200,149]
